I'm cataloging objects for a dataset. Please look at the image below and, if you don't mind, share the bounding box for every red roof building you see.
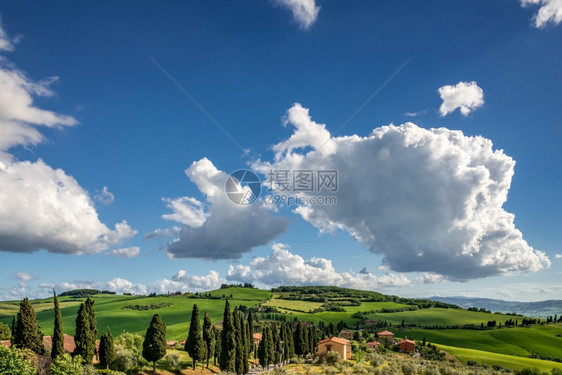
[398,339,416,352]
[376,330,394,344]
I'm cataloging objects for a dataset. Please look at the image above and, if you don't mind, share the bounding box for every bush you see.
[50,353,83,375]
[111,348,140,374]
[367,352,385,367]
[165,352,182,373]
[515,369,541,375]
[82,364,97,375]
[324,350,341,365]
[0,346,36,375]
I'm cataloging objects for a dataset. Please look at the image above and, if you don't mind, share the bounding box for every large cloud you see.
[226,243,412,289]
[438,81,484,117]
[0,20,136,254]
[521,0,562,28]
[253,104,550,281]
[154,158,289,259]
[274,0,320,30]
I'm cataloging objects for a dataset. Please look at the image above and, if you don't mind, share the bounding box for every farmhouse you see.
[42,334,76,353]
[398,339,416,352]
[253,332,262,347]
[364,320,379,326]
[316,337,352,360]
[1,340,11,348]
[376,330,395,344]
[365,341,381,351]
[166,340,178,349]
[339,330,353,339]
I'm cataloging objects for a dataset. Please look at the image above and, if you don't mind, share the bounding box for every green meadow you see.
[2,287,561,371]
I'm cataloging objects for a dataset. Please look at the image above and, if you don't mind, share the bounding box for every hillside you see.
[430,296,562,318]
[2,286,561,371]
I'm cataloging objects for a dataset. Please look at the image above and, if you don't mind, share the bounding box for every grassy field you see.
[393,323,562,359]
[437,344,562,372]
[368,307,522,327]
[206,287,272,300]
[0,289,268,341]
[263,298,324,312]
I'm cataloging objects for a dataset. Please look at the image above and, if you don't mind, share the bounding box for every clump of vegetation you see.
[121,302,173,311]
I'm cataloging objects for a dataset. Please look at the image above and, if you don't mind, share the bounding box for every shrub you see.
[82,364,97,375]
[0,346,36,375]
[50,353,83,375]
[324,350,341,365]
[111,348,140,374]
[367,352,385,367]
[515,369,541,375]
[165,352,182,373]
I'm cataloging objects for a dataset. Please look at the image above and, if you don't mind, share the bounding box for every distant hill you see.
[429,296,562,318]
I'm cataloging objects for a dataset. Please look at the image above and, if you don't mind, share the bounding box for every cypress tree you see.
[293,323,304,357]
[302,326,310,355]
[234,311,244,375]
[285,324,294,360]
[14,297,43,354]
[247,310,255,358]
[99,328,114,369]
[202,311,214,369]
[51,290,64,359]
[267,325,275,367]
[142,314,167,374]
[257,326,270,369]
[219,300,236,372]
[272,323,281,366]
[73,297,96,363]
[185,304,205,369]
[213,327,221,366]
[10,316,17,344]
[309,327,317,354]
[239,314,249,374]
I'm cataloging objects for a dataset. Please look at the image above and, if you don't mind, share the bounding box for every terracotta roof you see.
[317,337,349,345]
[253,333,262,340]
[377,330,394,336]
[43,334,76,353]
[399,339,415,344]
[365,341,381,346]
[0,340,11,348]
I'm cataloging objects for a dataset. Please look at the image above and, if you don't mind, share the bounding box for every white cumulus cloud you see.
[109,247,140,258]
[275,0,320,30]
[0,17,14,52]
[0,21,136,255]
[253,104,550,281]
[438,81,484,117]
[554,254,562,259]
[416,273,445,284]
[226,243,412,289]
[154,158,289,260]
[521,0,562,27]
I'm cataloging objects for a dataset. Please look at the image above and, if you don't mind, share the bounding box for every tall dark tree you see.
[272,323,281,366]
[293,323,304,357]
[239,314,249,374]
[202,311,214,369]
[186,304,205,369]
[10,316,17,343]
[99,328,115,369]
[234,311,244,375]
[213,327,221,366]
[285,324,295,360]
[257,326,271,369]
[247,310,255,358]
[309,327,317,354]
[51,291,64,360]
[142,314,167,374]
[73,297,97,363]
[14,297,43,354]
[219,301,236,372]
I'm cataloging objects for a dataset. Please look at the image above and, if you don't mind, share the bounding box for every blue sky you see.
[0,0,561,301]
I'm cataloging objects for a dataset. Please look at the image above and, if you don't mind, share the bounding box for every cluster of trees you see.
[220,283,256,289]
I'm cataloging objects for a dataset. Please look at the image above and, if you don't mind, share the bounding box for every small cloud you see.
[94,186,115,206]
[15,272,36,281]
[109,246,140,258]
[275,0,320,30]
[404,110,428,117]
[438,81,484,117]
[415,272,445,284]
[554,254,562,259]
[521,0,562,28]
